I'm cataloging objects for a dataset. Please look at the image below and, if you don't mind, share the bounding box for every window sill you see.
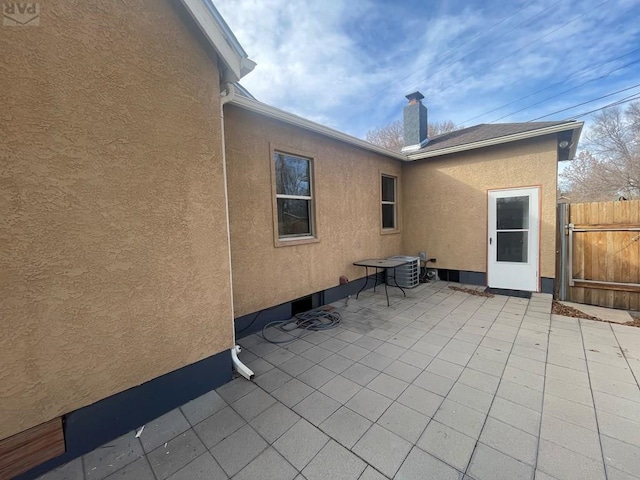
[381,228,401,235]
[275,236,320,247]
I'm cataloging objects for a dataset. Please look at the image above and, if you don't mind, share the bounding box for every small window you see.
[275,152,314,238]
[381,175,396,229]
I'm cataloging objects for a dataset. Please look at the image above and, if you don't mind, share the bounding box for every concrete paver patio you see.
[39,281,640,480]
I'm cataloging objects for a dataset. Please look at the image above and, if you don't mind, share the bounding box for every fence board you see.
[584,204,594,305]
[566,200,640,309]
[572,204,585,304]
[614,202,628,309]
[631,201,640,311]
[603,203,615,307]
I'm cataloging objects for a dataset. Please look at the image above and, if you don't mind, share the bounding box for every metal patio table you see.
[353,258,411,306]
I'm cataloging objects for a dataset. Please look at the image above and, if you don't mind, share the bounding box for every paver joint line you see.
[578,316,615,479]
[532,293,553,477]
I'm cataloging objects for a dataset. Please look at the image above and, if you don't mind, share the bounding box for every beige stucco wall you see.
[0,1,234,440]
[402,136,558,280]
[224,106,403,317]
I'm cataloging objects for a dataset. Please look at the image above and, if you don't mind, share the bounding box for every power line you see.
[569,93,640,119]
[442,0,611,93]
[397,2,533,85]
[400,0,562,88]
[527,82,640,121]
[489,57,640,122]
[459,46,640,124]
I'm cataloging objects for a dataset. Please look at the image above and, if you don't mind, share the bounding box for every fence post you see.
[558,203,569,301]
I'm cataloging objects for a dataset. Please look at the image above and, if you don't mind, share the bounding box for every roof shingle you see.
[416,121,573,153]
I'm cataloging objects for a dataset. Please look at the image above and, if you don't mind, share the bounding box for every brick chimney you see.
[401,91,428,152]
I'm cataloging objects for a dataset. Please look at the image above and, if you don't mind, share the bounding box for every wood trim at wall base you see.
[0,418,64,480]
[15,349,232,480]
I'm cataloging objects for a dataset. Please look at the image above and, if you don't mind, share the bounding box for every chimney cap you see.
[405,91,425,103]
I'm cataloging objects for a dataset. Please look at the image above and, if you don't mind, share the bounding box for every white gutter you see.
[406,121,584,161]
[180,0,256,82]
[220,84,254,381]
[229,95,407,161]
[229,95,584,163]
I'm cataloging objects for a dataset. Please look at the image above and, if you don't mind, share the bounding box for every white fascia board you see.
[227,94,584,163]
[406,121,585,161]
[229,95,407,161]
[179,0,255,82]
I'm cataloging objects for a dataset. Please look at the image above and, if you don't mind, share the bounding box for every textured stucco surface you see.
[402,136,558,281]
[224,106,403,317]
[0,1,234,440]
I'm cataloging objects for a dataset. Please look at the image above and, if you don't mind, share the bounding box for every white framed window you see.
[274,151,314,239]
[381,174,397,230]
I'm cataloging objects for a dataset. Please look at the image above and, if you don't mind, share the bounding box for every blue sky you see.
[216,0,640,140]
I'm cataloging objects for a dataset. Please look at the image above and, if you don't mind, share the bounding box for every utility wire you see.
[399,1,557,87]
[568,92,640,120]
[527,83,640,121]
[443,0,611,92]
[489,57,640,123]
[460,46,640,124]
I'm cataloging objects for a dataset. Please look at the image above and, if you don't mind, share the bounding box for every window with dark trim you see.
[274,152,314,238]
[381,174,396,229]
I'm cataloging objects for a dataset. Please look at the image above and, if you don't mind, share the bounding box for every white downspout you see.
[220,83,254,381]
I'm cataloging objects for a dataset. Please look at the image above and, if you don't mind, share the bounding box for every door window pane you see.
[497,231,528,262]
[497,196,529,230]
[275,154,310,196]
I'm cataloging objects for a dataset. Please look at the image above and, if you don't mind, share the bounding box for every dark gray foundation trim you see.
[235,274,382,339]
[541,277,554,294]
[459,271,487,286]
[17,350,232,480]
[235,303,292,339]
[439,269,555,295]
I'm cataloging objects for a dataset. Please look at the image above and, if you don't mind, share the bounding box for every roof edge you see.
[407,121,585,161]
[228,95,408,161]
[566,123,584,161]
[179,0,256,82]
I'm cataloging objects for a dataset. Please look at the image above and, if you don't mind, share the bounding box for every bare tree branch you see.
[365,120,404,149]
[560,102,640,201]
[365,119,461,150]
[428,120,458,138]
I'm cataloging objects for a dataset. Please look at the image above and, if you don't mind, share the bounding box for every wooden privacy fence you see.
[558,200,640,310]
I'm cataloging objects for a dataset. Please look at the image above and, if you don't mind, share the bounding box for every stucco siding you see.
[224,106,403,317]
[0,1,234,440]
[402,136,558,280]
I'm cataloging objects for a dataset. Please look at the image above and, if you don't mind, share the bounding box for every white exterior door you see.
[488,187,540,291]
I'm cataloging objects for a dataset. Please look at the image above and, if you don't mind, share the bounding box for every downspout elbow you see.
[231,345,255,381]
